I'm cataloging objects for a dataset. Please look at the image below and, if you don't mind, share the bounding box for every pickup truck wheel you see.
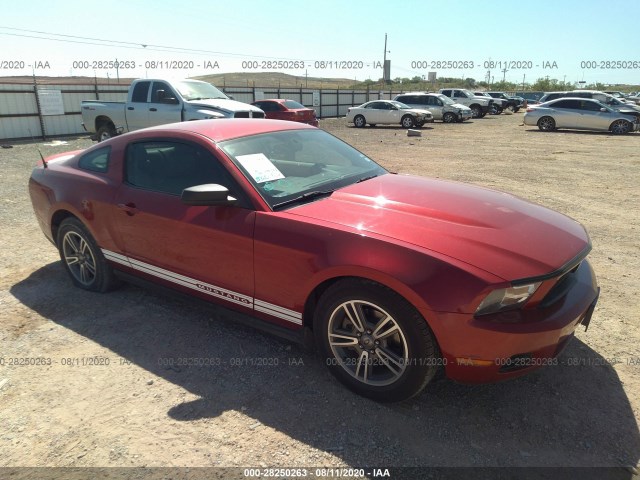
[401,115,416,128]
[470,105,482,118]
[96,124,116,142]
[353,115,366,128]
[442,112,456,123]
[57,218,118,292]
[490,104,500,115]
[314,279,440,402]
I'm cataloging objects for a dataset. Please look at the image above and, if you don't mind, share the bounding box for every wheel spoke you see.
[329,332,359,348]
[65,235,81,254]
[372,314,399,340]
[354,350,370,383]
[342,302,366,332]
[65,255,79,266]
[79,264,89,283]
[374,347,405,377]
[84,260,96,276]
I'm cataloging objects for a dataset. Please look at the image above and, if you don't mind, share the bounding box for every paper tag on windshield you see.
[236,153,285,183]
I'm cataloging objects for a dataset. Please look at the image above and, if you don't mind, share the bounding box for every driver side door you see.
[111,139,256,310]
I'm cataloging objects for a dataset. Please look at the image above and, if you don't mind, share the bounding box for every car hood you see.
[286,174,589,281]
[186,98,264,114]
[451,103,472,111]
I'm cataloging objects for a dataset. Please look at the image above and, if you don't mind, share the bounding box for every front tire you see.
[57,218,117,292]
[610,119,632,135]
[537,116,556,132]
[401,115,416,128]
[353,115,366,128]
[314,279,439,402]
[470,105,482,118]
[443,112,456,123]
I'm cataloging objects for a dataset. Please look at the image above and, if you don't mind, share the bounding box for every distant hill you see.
[194,72,356,89]
[0,72,358,88]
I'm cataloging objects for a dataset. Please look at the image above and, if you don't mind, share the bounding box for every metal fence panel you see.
[0,80,403,141]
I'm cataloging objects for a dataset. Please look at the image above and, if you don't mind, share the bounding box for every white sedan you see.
[346,100,434,128]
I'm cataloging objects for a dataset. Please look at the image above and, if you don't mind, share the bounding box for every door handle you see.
[149,108,157,112]
[127,106,134,110]
[117,203,139,216]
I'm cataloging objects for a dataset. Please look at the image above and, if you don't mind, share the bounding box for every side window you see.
[131,82,150,103]
[78,146,110,173]
[553,100,580,109]
[151,82,177,103]
[441,90,451,97]
[580,100,602,112]
[366,102,382,109]
[125,141,228,196]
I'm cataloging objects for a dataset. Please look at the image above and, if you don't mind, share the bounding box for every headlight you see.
[475,282,541,316]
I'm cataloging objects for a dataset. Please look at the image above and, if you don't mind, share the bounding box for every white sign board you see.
[312,90,320,107]
[236,153,285,184]
[37,90,64,116]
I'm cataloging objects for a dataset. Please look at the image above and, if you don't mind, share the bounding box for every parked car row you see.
[524,97,640,134]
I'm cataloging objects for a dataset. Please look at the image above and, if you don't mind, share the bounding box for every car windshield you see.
[219,129,387,210]
[174,81,229,100]
[460,89,474,98]
[437,95,455,105]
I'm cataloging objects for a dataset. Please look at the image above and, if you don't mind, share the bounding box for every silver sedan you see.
[523,98,640,134]
[346,100,433,128]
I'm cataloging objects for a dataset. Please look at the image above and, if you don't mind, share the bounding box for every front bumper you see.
[424,259,599,383]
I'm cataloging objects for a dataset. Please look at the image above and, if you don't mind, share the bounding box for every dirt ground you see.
[0,113,639,477]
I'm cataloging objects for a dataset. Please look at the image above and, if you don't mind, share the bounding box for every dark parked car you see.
[29,119,599,402]
[487,92,523,112]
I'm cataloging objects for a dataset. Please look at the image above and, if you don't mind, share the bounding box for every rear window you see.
[283,100,305,109]
[78,146,110,173]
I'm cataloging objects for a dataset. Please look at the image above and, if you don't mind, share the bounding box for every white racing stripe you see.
[101,249,302,325]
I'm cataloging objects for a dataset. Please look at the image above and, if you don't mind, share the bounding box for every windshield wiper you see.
[357,174,379,183]
[273,190,334,210]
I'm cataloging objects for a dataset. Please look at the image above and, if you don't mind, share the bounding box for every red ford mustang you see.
[251,99,319,126]
[29,119,599,401]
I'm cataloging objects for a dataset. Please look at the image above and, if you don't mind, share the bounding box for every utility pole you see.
[382,33,390,84]
[501,67,508,83]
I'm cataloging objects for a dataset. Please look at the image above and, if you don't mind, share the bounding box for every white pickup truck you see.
[438,88,494,118]
[81,78,265,141]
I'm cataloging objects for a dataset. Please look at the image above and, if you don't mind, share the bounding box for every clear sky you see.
[1,0,638,86]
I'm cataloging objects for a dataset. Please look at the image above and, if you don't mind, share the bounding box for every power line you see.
[0,26,309,61]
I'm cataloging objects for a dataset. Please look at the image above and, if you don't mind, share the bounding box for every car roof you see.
[136,118,315,142]
[254,98,287,104]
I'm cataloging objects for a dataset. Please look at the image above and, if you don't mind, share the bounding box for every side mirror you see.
[181,184,237,206]
[600,108,608,112]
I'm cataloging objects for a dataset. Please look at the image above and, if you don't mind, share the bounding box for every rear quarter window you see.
[78,146,110,173]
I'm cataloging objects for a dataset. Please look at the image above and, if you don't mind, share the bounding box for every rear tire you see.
[96,124,116,142]
[470,105,482,118]
[353,115,366,128]
[314,279,440,402]
[57,218,118,292]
